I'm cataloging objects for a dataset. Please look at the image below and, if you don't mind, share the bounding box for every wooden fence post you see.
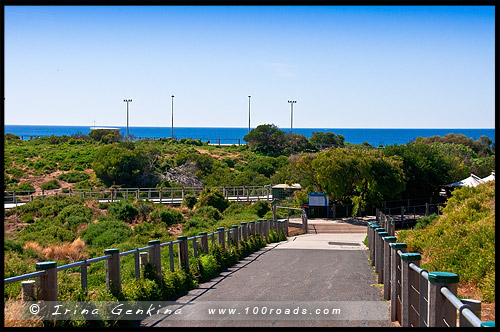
[177,236,189,272]
[249,221,255,236]
[373,228,385,275]
[35,261,58,301]
[390,243,407,322]
[231,225,239,248]
[104,249,121,295]
[81,259,88,290]
[22,280,36,301]
[383,236,397,300]
[428,272,459,327]
[148,240,162,277]
[140,252,149,268]
[199,232,209,254]
[217,227,225,248]
[240,222,248,241]
[301,208,308,234]
[376,231,388,283]
[400,253,421,327]
[272,205,276,220]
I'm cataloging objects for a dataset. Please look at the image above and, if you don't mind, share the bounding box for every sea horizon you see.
[4,124,495,147]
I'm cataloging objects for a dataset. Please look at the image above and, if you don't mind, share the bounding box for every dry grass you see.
[4,298,44,327]
[23,238,88,262]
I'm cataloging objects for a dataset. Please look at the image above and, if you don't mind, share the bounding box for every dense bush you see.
[249,200,270,218]
[54,205,93,224]
[181,194,198,209]
[193,206,222,221]
[397,181,495,302]
[108,200,139,222]
[19,218,75,246]
[58,171,90,183]
[413,213,439,230]
[149,208,183,226]
[40,179,61,190]
[79,219,132,248]
[196,187,229,212]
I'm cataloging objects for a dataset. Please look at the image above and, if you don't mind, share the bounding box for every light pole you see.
[171,95,175,139]
[248,95,251,134]
[123,99,132,140]
[288,100,296,134]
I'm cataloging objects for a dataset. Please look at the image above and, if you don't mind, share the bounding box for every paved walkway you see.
[140,233,395,327]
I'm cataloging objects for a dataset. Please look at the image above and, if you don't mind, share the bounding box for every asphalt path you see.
[140,233,396,327]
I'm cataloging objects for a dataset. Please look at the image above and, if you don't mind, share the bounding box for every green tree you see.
[195,187,229,212]
[243,124,286,156]
[312,148,405,212]
[284,134,318,155]
[92,144,148,187]
[309,132,345,149]
[89,129,123,143]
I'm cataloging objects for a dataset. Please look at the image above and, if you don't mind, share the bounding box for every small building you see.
[271,183,302,200]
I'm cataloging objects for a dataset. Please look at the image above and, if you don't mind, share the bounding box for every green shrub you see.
[135,200,152,221]
[181,194,198,209]
[58,171,90,183]
[65,216,90,232]
[54,205,93,224]
[223,202,246,216]
[80,219,132,248]
[98,202,109,209]
[40,179,61,190]
[21,213,35,223]
[249,200,270,218]
[4,239,24,254]
[19,218,75,246]
[15,182,36,192]
[196,187,229,212]
[413,213,439,230]
[193,206,222,221]
[108,200,139,222]
[150,208,183,226]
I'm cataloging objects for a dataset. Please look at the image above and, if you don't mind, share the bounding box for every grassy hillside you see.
[397,181,495,302]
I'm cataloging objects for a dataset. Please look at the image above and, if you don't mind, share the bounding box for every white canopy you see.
[445,173,485,188]
[481,171,495,183]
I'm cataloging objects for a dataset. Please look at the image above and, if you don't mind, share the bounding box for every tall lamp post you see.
[288,100,296,134]
[248,95,251,134]
[123,99,132,141]
[171,95,175,139]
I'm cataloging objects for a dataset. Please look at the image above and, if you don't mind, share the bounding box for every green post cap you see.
[217,227,225,231]
[198,232,207,235]
[401,253,421,261]
[481,321,495,327]
[390,243,407,249]
[104,249,120,255]
[383,236,397,242]
[232,225,239,228]
[377,231,389,237]
[249,221,255,224]
[370,223,380,228]
[375,228,386,232]
[148,240,161,245]
[428,271,459,284]
[240,222,247,225]
[35,261,57,270]
[257,219,266,221]
[177,236,188,240]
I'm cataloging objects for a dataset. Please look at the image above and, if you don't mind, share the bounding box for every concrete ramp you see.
[307,218,370,233]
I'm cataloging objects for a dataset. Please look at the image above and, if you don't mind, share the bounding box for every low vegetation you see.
[397,181,495,302]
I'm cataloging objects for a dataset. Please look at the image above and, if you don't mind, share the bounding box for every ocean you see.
[4,125,495,147]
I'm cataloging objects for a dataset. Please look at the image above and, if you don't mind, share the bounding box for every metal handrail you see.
[440,287,482,327]
[4,270,47,284]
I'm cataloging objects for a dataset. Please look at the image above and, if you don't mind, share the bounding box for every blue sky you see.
[4,6,495,128]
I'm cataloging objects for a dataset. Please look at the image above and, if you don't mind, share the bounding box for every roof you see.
[481,171,495,183]
[272,184,302,189]
[444,173,485,188]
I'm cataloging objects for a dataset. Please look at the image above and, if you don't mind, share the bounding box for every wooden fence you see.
[366,221,494,327]
[4,219,293,302]
[4,185,273,207]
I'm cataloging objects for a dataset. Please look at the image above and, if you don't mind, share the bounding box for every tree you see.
[284,134,318,154]
[243,124,286,156]
[195,187,229,212]
[89,129,123,143]
[309,131,345,149]
[312,148,405,212]
[92,144,149,187]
